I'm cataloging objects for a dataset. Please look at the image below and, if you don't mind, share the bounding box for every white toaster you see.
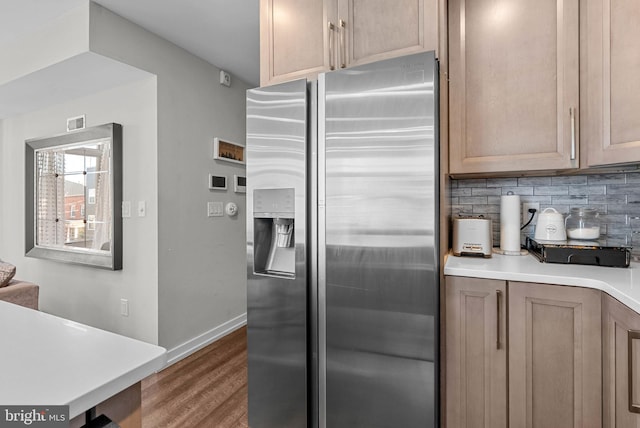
[452,216,493,257]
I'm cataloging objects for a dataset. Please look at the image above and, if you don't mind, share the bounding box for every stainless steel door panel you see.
[321,52,439,427]
[247,79,308,428]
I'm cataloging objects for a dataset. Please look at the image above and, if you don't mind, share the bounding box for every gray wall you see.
[0,2,250,351]
[452,173,640,253]
[89,3,250,350]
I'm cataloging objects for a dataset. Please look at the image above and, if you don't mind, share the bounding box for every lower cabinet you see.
[603,294,640,428]
[508,281,601,428]
[445,277,602,428]
[445,276,507,428]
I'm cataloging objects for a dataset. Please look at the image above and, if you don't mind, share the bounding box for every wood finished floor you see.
[141,326,248,428]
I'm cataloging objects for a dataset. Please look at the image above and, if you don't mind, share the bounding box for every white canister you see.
[534,207,567,241]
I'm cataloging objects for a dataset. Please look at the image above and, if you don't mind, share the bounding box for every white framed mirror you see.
[25,123,122,270]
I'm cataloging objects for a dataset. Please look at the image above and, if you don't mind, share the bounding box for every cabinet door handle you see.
[339,19,346,68]
[328,22,336,71]
[629,330,640,413]
[496,290,502,350]
[570,107,576,160]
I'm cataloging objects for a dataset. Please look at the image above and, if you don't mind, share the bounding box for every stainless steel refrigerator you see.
[246,51,439,428]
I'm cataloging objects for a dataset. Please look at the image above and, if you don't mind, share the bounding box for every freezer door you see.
[247,79,309,428]
[319,52,439,427]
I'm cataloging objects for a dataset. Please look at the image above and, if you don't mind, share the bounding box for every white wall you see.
[0,5,89,86]
[0,120,4,251]
[0,77,159,343]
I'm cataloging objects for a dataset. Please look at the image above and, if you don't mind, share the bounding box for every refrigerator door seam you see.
[317,72,328,428]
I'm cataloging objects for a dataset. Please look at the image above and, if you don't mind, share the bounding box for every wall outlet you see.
[522,202,540,226]
[120,298,129,317]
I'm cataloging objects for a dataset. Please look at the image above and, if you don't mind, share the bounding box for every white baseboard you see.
[164,312,246,367]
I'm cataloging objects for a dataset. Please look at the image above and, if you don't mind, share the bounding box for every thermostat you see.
[208,174,227,190]
[234,175,246,193]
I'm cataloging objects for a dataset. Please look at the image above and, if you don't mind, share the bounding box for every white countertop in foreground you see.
[0,300,166,419]
[444,252,640,314]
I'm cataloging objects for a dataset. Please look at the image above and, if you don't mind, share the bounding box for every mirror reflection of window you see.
[26,122,122,270]
[35,141,111,252]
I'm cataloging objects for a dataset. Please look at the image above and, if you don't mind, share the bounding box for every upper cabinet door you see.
[260,0,336,86]
[337,0,438,69]
[260,0,440,86]
[449,0,580,174]
[584,0,640,166]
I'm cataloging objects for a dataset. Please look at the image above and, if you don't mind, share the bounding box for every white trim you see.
[164,312,247,367]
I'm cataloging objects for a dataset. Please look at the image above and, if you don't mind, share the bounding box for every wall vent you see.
[66,115,86,132]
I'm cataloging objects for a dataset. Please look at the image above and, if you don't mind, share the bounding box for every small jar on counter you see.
[565,207,601,240]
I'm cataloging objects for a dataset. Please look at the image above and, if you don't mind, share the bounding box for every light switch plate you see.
[122,201,131,218]
[120,298,129,317]
[138,201,146,217]
[207,201,224,217]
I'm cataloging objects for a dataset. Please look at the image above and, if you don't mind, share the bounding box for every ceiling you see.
[0,0,260,86]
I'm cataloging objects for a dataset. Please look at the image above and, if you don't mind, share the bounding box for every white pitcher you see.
[534,207,567,241]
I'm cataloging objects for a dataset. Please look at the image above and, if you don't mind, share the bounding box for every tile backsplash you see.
[451,172,640,253]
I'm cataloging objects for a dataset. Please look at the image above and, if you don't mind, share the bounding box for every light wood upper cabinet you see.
[603,294,640,428]
[584,0,640,166]
[445,276,507,428]
[338,0,438,69]
[448,0,580,174]
[260,0,439,86]
[260,0,334,86]
[508,281,602,428]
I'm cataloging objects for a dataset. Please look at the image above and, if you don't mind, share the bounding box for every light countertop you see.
[0,300,166,418]
[444,252,640,314]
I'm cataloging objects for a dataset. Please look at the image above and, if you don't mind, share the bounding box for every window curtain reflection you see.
[36,151,64,246]
[92,144,111,251]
